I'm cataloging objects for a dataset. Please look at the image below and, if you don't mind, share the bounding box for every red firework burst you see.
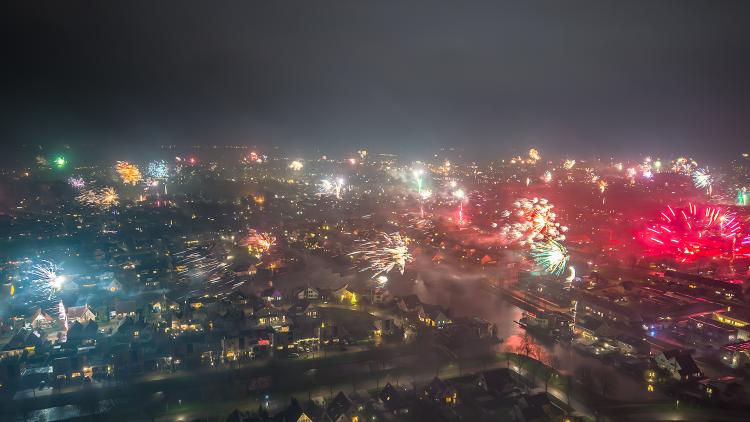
[640,203,748,262]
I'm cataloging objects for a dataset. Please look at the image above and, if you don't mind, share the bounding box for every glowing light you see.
[116,161,143,185]
[542,170,552,183]
[531,240,570,276]
[563,159,576,170]
[53,156,67,169]
[349,232,414,278]
[289,160,304,171]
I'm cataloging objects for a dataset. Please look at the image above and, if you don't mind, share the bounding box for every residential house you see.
[29,308,55,330]
[423,377,458,406]
[655,349,704,382]
[65,304,96,324]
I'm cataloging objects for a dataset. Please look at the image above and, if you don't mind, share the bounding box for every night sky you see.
[3,1,750,159]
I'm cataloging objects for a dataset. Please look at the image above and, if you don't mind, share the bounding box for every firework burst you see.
[531,240,570,275]
[692,168,713,193]
[28,260,65,300]
[68,177,85,189]
[147,160,170,180]
[289,160,304,171]
[76,187,119,208]
[499,197,568,247]
[116,161,143,185]
[242,229,276,258]
[318,177,345,198]
[349,232,414,278]
[640,203,746,262]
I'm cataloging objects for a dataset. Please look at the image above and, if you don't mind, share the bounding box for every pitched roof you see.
[325,391,354,421]
[2,328,43,351]
[66,304,95,320]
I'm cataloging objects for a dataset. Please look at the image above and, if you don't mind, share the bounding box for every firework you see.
[542,170,552,183]
[289,160,304,171]
[147,160,170,180]
[349,232,414,278]
[116,161,143,185]
[318,177,345,198]
[597,179,607,194]
[738,188,748,206]
[29,260,65,300]
[68,177,85,189]
[692,168,713,193]
[76,187,119,208]
[528,148,541,163]
[531,240,569,275]
[640,204,745,262]
[563,159,576,170]
[412,169,424,194]
[242,229,276,258]
[499,197,568,246]
[53,156,66,169]
[672,157,697,175]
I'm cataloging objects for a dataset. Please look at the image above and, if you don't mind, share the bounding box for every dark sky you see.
[3,1,750,159]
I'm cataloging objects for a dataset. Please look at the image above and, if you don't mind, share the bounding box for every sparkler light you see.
[349,232,414,279]
[68,177,85,189]
[241,229,276,258]
[499,197,568,246]
[76,187,119,208]
[640,203,746,262]
[531,240,569,275]
[116,161,143,185]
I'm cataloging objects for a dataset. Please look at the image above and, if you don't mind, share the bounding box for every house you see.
[324,391,360,422]
[397,295,423,314]
[256,306,287,328]
[1,328,44,359]
[67,320,99,346]
[65,304,96,324]
[477,368,517,396]
[720,340,750,368]
[655,349,704,381]
[574,317,614,341]
[260,281,283,303]
[332,285,357,305]
[29,308,55,329]
[273,397,322,422]
[378,382,411,415]
[295,286,321,301]
[423,377,458,406]
[107,278,122,293]
[287,300,318,319]
[615,334,650,356]
[114,300,137,319]
[418,304,452,329]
